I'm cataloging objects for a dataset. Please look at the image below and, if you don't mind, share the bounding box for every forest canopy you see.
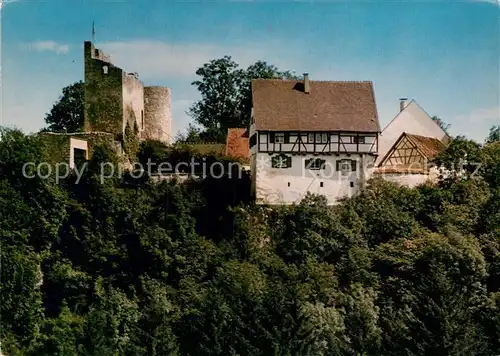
[1,125,499,356]
[2,56,500,355]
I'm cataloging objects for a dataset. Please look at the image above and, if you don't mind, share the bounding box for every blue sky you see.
[1,0,499,142]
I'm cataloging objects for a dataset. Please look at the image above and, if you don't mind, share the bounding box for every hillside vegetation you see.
[1,127,499,355]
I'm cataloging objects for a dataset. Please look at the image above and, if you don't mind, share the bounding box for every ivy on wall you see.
[123,121,140,160]
[38,134,71,165]
[37,132,115,166]
[84,60,123,137]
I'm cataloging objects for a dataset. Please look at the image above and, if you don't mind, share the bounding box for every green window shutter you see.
[284,133,290,143]
[336,160,340,171]
[351,160,357,172]
[269,132,275,143]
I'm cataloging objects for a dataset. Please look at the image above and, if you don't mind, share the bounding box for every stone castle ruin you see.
[84,41,172,144]
[39,41,172,170]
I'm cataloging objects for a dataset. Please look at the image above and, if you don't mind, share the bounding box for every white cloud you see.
[450,106,500,141]
[93,39,302,134]
[456,107,499,123]
[96,39,297,81]
[21,41,70,55]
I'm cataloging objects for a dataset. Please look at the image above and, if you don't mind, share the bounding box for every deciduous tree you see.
[188,57,298,142]
[43,81,84,133]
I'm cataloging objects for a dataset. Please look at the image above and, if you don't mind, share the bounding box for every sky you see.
[1,0,499,142]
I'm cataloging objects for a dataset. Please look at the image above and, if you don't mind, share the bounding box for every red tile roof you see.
[378,132,447,168]
[251,79,380,132]
[225,128,249,163]
[406,134,446,159]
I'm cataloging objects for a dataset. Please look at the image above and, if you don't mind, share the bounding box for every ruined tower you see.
[144,86,172,144]
[83,41,124,137]
[83,41,172,144]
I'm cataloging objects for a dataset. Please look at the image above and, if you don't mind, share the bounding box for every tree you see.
[137,139,170,168]
[480,141,500,189]
[0,244,44,352]
[238,61,300,128]
[188,56,245,143]
[189,57,298,143]
[2,121,500,354]
[43,81,84,133]
[175,123,203,144]
[486,125,500,144]
[434,136,483,177]
[431,116,451,134]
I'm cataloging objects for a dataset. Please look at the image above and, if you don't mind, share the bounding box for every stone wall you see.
[38,132,115,165]
[38,133,71,164]
[67,132,115,157]
[83,41,172,147]
[83,41,124,139]
[143,86,172,144]
[122,73,145,136]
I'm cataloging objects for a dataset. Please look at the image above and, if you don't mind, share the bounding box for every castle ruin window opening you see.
[73,148,87,170]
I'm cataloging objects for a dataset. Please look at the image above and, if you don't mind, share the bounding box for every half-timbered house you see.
[376,98,450,166]
[249,74,381,205]
[374,132,447,187]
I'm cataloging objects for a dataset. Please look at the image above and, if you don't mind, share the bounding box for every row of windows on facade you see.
[250,133,366,146]
[271,156,357,172]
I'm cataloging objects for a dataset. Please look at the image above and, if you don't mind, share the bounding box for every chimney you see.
[399,98,408,112]
[303,73,310,94]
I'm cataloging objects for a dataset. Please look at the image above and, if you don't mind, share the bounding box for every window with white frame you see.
[275,133,285,143]
[336,159,357,172]
[308,133,329,143]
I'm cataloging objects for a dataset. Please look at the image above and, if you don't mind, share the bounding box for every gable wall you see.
[382,135,426,167]
[376,101,447,166]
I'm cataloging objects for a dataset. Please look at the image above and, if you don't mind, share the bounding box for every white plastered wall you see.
[255,152,376,205]
[376,166,441,188]
[377,101,448,166]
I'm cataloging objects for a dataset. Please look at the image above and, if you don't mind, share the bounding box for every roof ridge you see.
[406,133,444,141]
